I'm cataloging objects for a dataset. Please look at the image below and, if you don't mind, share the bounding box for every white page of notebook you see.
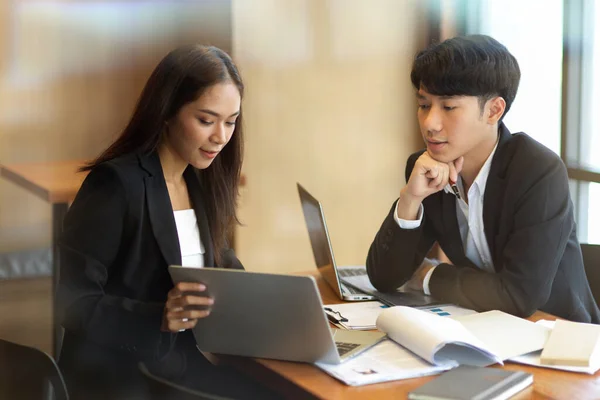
[453,310,551,361]
[376,306,499,366]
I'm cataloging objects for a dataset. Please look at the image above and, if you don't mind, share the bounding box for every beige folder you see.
[540,320,600,367]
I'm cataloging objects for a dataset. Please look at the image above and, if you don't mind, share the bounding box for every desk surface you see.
[221,272,600,400]
[0,160,89,204]
[0,160,246,204]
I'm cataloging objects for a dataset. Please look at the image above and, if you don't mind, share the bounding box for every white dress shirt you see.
[173,209,205,268]
[394,144,498,295]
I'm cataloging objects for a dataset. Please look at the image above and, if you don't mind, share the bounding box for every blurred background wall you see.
[0,0,232,259]
[0,0,427,276]
[233,0,427,272]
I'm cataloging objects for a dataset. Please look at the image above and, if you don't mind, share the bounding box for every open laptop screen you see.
[297,183,342,296]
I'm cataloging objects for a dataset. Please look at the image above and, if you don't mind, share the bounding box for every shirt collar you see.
[443,142,499,198]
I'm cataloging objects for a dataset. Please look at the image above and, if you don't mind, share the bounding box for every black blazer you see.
[367,124,600,323]
[57,152,243,396]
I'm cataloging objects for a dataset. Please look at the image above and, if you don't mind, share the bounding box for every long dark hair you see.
[83,45,244,265]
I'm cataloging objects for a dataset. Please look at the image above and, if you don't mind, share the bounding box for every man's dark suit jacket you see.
[367,124,600,324]
[57,151,243,398]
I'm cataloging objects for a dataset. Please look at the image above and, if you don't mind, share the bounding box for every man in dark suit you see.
[367,35,600,323]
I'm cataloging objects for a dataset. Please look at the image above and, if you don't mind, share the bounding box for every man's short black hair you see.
[411,34,521,120]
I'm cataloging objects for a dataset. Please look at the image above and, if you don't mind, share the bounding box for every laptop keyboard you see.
[339,268,366,277]
[344,284,362,294]
[340,268,367,295]
[335,342,361,357]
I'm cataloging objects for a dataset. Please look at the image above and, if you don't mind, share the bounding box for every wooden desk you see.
[220,272,600,400]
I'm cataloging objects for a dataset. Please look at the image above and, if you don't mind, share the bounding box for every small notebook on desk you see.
[408,366,533,400]
[509,320,600,374]
[540,319,600,367]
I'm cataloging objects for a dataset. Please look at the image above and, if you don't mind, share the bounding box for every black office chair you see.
[0,338,69,400]
[582,243,600,307]
[138,362,232,400]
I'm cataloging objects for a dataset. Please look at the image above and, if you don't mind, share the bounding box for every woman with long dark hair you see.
[57,45,279,399]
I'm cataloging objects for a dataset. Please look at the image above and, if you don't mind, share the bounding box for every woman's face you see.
[166,82,241,170]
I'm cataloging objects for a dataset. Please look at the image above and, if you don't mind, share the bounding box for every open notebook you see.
[317,306,550,386]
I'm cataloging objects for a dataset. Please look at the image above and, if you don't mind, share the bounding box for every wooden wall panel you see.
[0,1,231,253]
[233,0,428,273]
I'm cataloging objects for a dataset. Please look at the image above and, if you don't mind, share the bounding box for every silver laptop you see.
[168,266,386,364]
[297,183,440,308]
[297,183,374,301]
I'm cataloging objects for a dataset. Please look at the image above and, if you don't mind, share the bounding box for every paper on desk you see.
[323,301,388,330]
[510,350,600,374]
[316,339,454,386]
[453,311,551,361]
[509,319,600,374]
[419,305,478,318]
[324,303,476,331]
[377,306,502,367]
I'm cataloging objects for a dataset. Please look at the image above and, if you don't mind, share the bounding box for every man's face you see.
[416,88,493,163]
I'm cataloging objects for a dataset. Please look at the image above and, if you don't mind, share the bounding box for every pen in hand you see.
[449,179,461,200]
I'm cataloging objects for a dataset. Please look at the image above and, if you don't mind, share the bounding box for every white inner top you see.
[173,209,205,268]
